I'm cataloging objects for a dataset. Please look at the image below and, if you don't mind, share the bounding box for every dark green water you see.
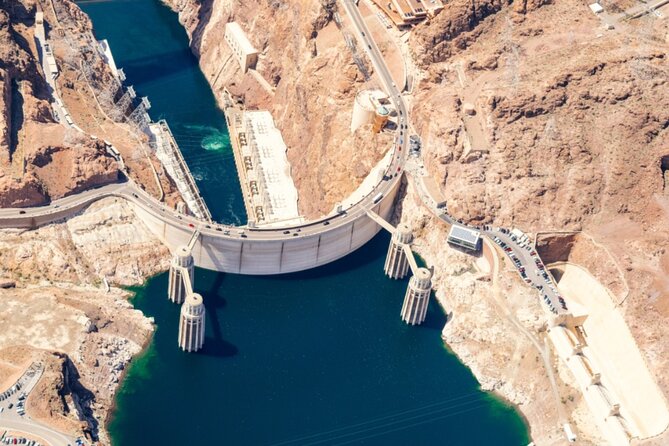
[78,1,530,444]
[80,0,244,224]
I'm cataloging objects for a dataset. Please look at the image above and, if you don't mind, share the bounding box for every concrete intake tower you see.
[384,224,413,279]
[401,267,432,325]
[178,292,206,352]
[168,245,194,304]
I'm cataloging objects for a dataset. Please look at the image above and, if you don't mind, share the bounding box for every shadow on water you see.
[268,231,391,282]
[199,272,239,358]
[80,0,531,443]
[120,48,198,86]
[419,297,448,332]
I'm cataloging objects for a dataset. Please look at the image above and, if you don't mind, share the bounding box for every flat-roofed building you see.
[447,225,481,251]
[371,0,441,28]
[422,0,444,16]
[224,22,258,73]
[243,110,301,225]
[404,0,427,18]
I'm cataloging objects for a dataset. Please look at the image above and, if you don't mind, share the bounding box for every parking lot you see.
[1,433,44,445]
[485,227,568,316]
[0,363,78,446]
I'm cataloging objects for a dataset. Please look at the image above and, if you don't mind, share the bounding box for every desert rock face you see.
[0,2,120,207]
[396,184,604,445]
[409,0,551,66]
[408,0,669,442]
[411,0,668,231]
[0,197,168,444]
[165,0,393,218]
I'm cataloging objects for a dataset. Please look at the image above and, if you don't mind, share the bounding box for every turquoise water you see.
[78,1,530,444]
[79,0,244,224]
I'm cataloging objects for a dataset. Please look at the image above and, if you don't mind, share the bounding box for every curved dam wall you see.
[132,179,400,274]
[0,174,400,275]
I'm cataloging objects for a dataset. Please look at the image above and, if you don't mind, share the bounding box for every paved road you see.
[0,0,410,251]
[0,365,77,446]
[405,157,567,317]
[486,228,567,316]
[404,124,571,432]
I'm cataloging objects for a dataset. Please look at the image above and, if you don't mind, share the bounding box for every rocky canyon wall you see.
[163,0,393,218]
[0,1,122,207]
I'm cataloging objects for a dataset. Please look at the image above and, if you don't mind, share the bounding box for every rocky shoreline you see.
[0,198,169,444]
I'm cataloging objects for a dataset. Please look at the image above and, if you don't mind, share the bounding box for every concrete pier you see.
[168,246,194,304]
[401,267,432,325]
[178,292,206,352]
[384,223,413,279]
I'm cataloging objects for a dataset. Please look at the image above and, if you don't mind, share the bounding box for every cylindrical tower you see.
[401,268,432,325]
[372,105,390,133]
[178,292,206,352]
[384,224,413,279]
[168,245,194,304]
[350,90,376,132]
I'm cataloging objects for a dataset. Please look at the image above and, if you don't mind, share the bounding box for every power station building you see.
[447,225,481,251]
[370,0,443,28]
[242,110,301,226]
[351,90,392,133]
[225,22,258,73]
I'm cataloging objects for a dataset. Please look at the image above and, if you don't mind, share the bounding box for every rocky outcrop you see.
[407,0,669,442]
[410,0,551,66]
[0,197,165,444]
[0,197,169,285]
[412,1,668,231]
[0,2,123,207]
[395,183,589,444]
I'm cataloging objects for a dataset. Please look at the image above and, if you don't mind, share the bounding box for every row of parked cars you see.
[0,383,22,402]
[1,437,41,445]
[492,235,534,281]
[494,230,569,315]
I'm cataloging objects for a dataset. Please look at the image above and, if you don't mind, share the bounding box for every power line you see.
[267,392,488,446]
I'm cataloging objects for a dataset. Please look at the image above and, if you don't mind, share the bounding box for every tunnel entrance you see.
[661,155,669,193]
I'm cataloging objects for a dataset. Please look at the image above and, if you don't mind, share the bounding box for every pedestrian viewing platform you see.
[222,89,302,227]
[150,120,213,221]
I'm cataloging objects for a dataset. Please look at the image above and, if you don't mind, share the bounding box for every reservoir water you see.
[78,0,530,444]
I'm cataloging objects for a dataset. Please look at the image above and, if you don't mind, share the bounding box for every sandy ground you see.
[0,288,89,354]
[552,263,669,439]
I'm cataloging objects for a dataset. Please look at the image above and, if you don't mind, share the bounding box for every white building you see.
[447,225,481,251]
[224,22,259,73]
[244,111,301,225]
[350,89,392,132]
